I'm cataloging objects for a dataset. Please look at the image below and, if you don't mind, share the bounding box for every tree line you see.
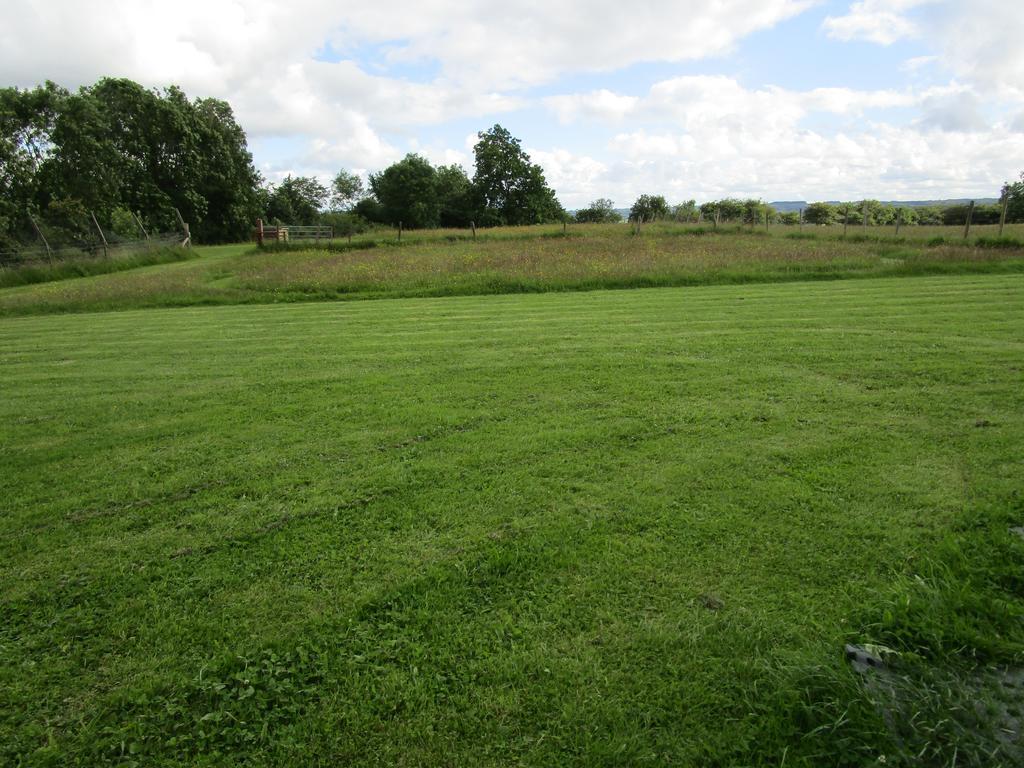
[1,79,565,251]
[576,186,1024,227]
[4,77,1023,253]
[269,124,566,235]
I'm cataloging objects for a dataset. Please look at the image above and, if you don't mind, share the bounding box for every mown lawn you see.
[2,274,1023,766]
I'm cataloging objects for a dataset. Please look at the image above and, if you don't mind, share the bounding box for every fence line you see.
[0,232,184,268]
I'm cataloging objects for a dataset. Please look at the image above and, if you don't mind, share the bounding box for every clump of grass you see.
[975,235,1024,249]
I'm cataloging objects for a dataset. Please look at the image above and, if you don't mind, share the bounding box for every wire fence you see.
[0,234,185,269]
[0,208,189,269]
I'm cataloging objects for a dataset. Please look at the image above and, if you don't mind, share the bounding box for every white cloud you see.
[0,0,816,99]
[822,0,934,45]
[533,76,1022,205]
[545,90,641,124]
[824,1,1024,99]
[528,148,609,206]
[933,0,1024,98]
[546,77,916,133]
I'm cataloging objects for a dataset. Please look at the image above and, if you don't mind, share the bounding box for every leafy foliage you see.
[369,153,440,229]
[266,176,329,226]
[471,124,565,226]
[330,169,364,211]
[574,198,622,224]
[1004,171,1024,223]
[1,78,262,245]
[629,194,668,222]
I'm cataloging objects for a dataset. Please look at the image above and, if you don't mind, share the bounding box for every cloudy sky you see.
[3,0,1023,208]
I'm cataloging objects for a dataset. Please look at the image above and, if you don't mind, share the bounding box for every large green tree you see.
[0,82,65,248]
[1,77,262,246]
[471,125,564,226]
[369,154,439,229]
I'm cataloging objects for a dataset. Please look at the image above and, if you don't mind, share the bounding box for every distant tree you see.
[670,200,698,222]
[940,202,1002,226]
[941,204,972,226]
[803,202,837,225]
[471,124,565,226]
[321,210,368,237]
[330,169,364,211]
[369,153,439,229]
[575,198,622,223]
[779,211,800,226]
[352,196,385,224]
[894,206,917,225]
[973,203,1003,225]
[742,199,766,226]
[702,198,745,222]
[915,206,944,225]
[629,194,669,222]
[853,200,896,226]
[1002,173,1024,222]
[435,164,475,227]
[266,175,329,225]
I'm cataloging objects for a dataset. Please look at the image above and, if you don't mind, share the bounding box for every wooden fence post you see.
[999,194,1008,237]
[256,218,264,246]
[963,200,975,240]
[398,221,402,242]
[91,212,109,257]
[799,208,803,231]
[895,208,902,236]
[29,215,54,265]
[862,202,869,228]
[714,207,720,230]
[471,220,476,239]
[843,208,850,237]
[173,208,191,247]
[764,208,769,231]
[132,211,150,240]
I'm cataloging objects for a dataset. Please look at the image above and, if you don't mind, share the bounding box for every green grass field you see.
[2,267,1023,765]
[1,224,1023,316]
